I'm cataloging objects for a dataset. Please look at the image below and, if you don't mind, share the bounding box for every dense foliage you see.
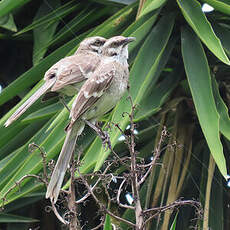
[0,0,230,229]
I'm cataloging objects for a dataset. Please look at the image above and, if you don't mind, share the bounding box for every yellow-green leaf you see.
[181,26,227,179]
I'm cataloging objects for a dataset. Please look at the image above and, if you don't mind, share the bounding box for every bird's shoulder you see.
[49,53,101,91]
[58,53,100,78]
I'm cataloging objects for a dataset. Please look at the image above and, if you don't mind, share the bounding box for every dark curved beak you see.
[123,37,136,45]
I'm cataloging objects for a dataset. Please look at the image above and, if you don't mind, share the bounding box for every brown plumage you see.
[46,36,135,203]
[4,36,106,127]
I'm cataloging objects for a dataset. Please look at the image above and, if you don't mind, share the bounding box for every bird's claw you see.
[100,130,111,150]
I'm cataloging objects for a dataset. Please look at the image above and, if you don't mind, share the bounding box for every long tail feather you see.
[4,80,55,127]
[46,121,84,203]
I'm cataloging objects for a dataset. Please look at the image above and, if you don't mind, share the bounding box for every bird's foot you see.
[84,120,111,150]
[99,130,111,150]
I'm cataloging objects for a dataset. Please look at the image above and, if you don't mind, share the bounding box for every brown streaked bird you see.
[4,36,106,127]
[46,36,136,203]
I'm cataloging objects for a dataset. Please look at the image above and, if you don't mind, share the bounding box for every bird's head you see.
[77,36,106,54]
[102,36,135,64]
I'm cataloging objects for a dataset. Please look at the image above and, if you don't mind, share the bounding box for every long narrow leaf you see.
[213,23,230,56]
[177,0,230,65]
[181,26,227,178]
[212,78,230,140]
[103,215,112,230]
[0,0,31,18]
[15,1,80,35]
[139,0,166,18]
[200,0,230,15]
[33,0,61,65]
[0,13,17,31]
[0,213,38,223]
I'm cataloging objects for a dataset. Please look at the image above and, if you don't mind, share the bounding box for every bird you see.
[46,36,135,203]
[4,36,106,127]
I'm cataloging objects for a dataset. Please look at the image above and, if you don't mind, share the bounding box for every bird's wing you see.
[67,63,116,129]
[51,54,100,92]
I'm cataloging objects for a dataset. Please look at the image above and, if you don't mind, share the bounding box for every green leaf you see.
[32,0,61,65]
[0,13,17,32]
[21,102,64,124]
[0,0,32,18]
[46,6,108,48]
[103,215,112,230]
[4,194,42,213]
[139,0,167,18]
[93,13,175,171]
[0,119,66,204]
[0,213,38,223]
[123,8,160,54]
[177,0,230,65]
[209,169,224,230]
[134,36,177,121]
[213,23,230,56]
[170,213,178,230]
[86,1,138,38]
[181,26,227,179]
[135,62,181,121]
[15,0,80,36]
[212,78,230,140]
[200,0,230,15]
[0,181,43,207]
[0,120,48,159]
[91,0,134,6]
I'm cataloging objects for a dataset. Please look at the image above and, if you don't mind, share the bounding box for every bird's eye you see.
[49,73,56,79]
[94,41,101,46]
[111,52,118,56]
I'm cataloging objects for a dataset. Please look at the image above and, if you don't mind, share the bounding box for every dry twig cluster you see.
[1,96,202,230]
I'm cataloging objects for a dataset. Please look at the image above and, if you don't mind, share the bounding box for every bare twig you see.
[77,168,136,227]
[28,143,48,183]
[144,199,202,224]
[76,162,113,204]
[2,174,46,208]
[137,163,153,187]
[42,93,202,229]
[51,201,69,225]
[91,221,105,230]
[127,96,144,230]
[117,178,134,209]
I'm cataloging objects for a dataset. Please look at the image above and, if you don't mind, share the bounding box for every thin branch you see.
[28,143,48,184]
[144,199,201,224]
[75,162,113,204]
[77,168,136,227]
[117,178,134,210]
[2,174,46,207]
[127,95,144,229]
[51,201,69,225]
[91,221,105,230]
[138,164,153,187]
